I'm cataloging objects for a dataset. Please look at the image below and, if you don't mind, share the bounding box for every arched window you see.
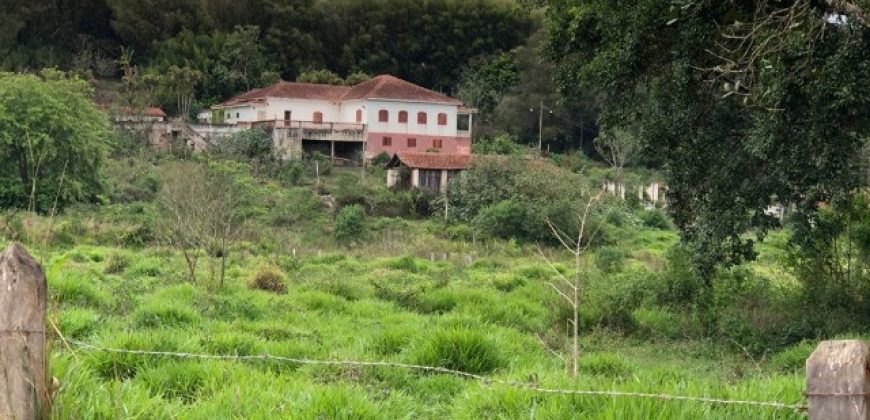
[355,109,362,123]
[417,112,427,124]
[378,110,389,122]
[398,111,408,123]
[437,113,447,125]
[313,112,323,124]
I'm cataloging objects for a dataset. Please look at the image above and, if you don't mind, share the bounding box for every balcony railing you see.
[261,119,366,142]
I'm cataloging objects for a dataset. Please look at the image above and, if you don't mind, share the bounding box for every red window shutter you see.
[417,112,427,124]
[379,110,389,122]
[437,113,447,125]
[313,112,323,124]
[433,139,443,149]
[408,138,416,147]
[399,111,408,123]
[356,109,362,122]
[383,137,392,146]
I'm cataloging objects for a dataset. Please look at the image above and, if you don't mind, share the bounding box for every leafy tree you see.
[543,0,870,303]
[296,69,345,85]
[456,51,521,117]
[0,71,110,212]
[471,133,524,155]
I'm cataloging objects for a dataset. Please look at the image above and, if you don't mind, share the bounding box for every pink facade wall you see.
[365,132,471,157]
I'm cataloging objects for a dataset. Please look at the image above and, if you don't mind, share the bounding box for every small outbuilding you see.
[385,152,471,193]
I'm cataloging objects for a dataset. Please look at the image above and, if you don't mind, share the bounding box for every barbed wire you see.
[65,338,808,412]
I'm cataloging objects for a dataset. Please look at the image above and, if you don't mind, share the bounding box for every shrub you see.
[103,253,129,274]
[638,208,672,230]
[134,301,201,328]
[248,264,287,294]
[334,204,366,243]
[371,152,391,166]
[412,327,504,374]
[594,247,628,274]
[473,199,532,240]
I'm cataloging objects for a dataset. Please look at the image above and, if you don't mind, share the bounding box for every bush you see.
[473,199,533,240]
[247,264,287,294]
[412,327,504,374]
[103,253,129,274]
[371,152,391,166]
[638,208,672,229]
[334,204,366,243]
[594,247,628,274]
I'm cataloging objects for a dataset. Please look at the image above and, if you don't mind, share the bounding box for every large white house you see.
[198,75,475,161]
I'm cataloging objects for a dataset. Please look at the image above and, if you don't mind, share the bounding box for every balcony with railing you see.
[260,120,366,142]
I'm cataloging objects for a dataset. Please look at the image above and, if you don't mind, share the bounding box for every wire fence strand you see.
[66,339,808,412]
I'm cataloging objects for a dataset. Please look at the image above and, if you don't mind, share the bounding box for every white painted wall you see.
[262,98,342,122]
[364,100,458,137]
[339,100,366,124]
[218,105,257,124]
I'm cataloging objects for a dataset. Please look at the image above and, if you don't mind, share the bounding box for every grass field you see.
[3,209,811,419]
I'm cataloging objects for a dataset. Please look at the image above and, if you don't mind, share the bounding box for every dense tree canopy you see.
[0,71,110,212]
[1,0,533,108]
[543,1,870,282]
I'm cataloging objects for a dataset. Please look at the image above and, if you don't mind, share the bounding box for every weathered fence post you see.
[0,244,48,420]
[806,340,870,420]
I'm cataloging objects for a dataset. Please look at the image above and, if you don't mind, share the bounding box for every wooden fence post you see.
[806,340,870,420]
[0,244,48,420]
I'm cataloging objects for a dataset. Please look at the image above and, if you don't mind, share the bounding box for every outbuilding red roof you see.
[217,75,461,107]
[386,152,472,170]
[111,106,167,117]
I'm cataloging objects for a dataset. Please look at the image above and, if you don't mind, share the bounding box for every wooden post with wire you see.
[806,340,870,420]
[0,243,49,420]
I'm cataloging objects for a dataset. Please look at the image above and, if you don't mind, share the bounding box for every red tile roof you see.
[219,82,350,106]
[387,152,472,170]
[217,75,462,107]
[342,75,462,104]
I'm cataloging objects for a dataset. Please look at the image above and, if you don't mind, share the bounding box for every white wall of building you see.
[339,100,366,124]
[263,98,342,122]
[364,100,458,137]
[219,105,257,124]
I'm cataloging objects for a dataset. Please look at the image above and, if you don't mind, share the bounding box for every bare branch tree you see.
[537,188,609,377]
[155,161,250,287]
[595,126,641,199]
